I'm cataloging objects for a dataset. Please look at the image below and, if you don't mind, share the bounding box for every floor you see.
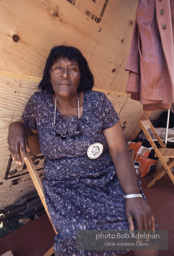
[141,172,174,256]
[0,171,174,256]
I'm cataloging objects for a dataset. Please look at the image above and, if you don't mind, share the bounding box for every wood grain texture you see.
[0,0,159,209]
[0,0,137,92]
[0,74,41,208]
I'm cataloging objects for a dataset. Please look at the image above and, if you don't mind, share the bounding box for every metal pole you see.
[165,109,170,146]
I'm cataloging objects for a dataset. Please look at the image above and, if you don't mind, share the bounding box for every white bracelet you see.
[124,193,143,199]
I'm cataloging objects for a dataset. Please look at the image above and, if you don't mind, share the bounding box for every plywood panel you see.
[106,93,145,140]
[0,0,143,209]
[0,74,43,208]
[0,0,137,92]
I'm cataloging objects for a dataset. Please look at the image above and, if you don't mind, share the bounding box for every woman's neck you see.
[53,92,83,118]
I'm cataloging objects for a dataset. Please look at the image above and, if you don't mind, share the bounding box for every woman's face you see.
[50,57,81,98]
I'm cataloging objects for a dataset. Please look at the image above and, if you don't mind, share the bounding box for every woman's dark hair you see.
[39,45,94,93]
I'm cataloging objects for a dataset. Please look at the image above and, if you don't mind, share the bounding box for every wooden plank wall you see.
[0,0,145,208]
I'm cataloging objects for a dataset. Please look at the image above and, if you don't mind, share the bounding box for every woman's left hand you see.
[125,197,156,230]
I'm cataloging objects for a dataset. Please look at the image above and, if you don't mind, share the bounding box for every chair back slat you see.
[20,135,57,235]
[139,119,174,187]
[28,134,41,156]
[139,120,165,149]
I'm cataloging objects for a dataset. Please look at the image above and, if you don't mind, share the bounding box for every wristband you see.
[124,193,142,199]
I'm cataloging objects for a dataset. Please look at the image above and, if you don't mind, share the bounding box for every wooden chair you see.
[20,134,56,256]
[139,119,174,188]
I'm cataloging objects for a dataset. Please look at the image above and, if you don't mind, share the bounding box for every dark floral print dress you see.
[23,90,132,256]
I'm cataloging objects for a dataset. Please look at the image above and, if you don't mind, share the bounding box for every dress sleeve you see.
[101,94,119,130]
[22,93,37,130]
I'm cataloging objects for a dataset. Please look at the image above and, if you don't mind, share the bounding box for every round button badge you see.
[87,143,103,159]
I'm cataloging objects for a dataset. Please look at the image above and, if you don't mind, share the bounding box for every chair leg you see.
[165,160,174,183]
[147,159,174,188]
[43,246,55,256]
[147,169,166,188]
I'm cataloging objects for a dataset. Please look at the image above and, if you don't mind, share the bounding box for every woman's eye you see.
[55,66,62,70]
[70,67,77,71]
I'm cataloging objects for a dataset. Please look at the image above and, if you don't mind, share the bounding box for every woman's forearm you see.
[103,121,140,195]
[109,148,140,195]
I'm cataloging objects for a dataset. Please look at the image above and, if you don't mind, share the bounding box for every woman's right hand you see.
[8,121,30,164]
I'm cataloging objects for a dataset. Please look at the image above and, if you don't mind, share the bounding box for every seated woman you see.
[8,45,157,256]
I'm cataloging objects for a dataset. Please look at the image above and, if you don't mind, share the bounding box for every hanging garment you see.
[126,0,174,111]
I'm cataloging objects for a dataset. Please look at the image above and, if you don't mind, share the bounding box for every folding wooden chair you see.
[20,134,56,256]
[139,119,174,188]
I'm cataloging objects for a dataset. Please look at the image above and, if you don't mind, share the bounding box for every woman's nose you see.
[61,67,69,78]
